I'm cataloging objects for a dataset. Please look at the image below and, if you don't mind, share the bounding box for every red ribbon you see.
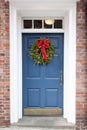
[36,39,50,62]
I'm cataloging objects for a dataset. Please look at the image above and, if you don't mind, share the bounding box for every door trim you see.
[10,5,76,123]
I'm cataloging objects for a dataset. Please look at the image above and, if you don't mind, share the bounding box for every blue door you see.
[22,33,64,115]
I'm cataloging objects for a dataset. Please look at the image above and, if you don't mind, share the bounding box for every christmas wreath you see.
[30,38,55,65]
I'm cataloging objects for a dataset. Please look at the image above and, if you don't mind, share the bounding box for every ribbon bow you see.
[37,39,50,62]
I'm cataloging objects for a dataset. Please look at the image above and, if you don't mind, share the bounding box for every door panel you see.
[22,33,64,115]
[27,88,40,107]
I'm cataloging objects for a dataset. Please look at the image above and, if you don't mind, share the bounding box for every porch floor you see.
[12,116,75,130]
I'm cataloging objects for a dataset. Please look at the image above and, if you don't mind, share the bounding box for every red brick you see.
[76,0,87,130]
[0,0,10,127]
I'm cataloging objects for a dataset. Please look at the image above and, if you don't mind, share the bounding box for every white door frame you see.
[10,3,76,124]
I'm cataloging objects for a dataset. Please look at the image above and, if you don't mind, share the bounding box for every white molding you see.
[17,13,22,119]
[64,5,76,123]
[10,4,18,123]
[10,2,76,124]
[21,29,64,33]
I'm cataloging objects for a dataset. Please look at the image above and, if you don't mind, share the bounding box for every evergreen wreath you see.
[30,38,55,65]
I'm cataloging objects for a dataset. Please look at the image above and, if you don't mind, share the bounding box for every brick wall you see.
[0,0,10,127]
[76,0,87,130]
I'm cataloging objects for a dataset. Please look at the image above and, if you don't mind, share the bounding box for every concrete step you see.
[12,116,75,130]
[11,126,75,130]
[0,126,75,130]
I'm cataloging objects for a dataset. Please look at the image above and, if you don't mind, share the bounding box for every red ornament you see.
[36,39,50,62]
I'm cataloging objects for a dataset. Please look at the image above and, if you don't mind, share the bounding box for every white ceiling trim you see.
[6,0,80,17]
